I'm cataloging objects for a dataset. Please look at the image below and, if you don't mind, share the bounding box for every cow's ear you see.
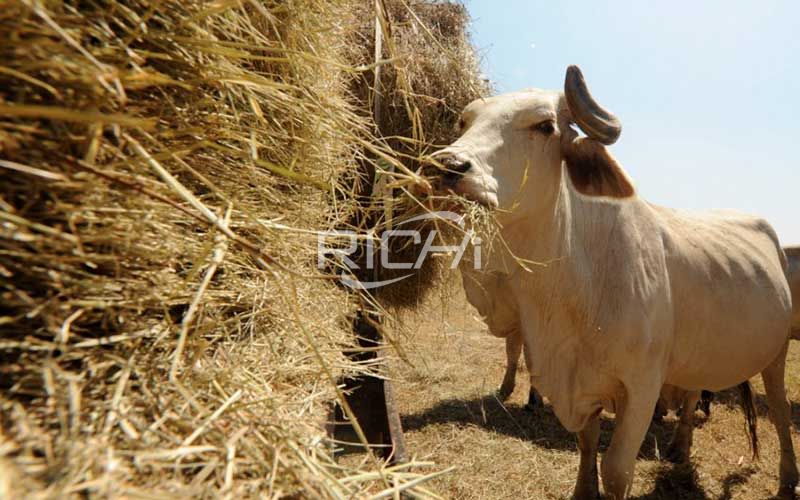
[562,137,635,198]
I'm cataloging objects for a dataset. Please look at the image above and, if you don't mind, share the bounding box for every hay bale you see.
[345,0,490,308]
[1,0,376,496]
[0,0,486,496]
[351,0,487,150]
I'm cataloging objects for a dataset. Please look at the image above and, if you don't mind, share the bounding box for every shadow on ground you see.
[403,393,576,451]
[400,392,765,498]
[401,392,700,459]
[630,463,755,500]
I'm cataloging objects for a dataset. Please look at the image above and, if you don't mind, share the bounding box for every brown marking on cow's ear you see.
[562,137,635,198]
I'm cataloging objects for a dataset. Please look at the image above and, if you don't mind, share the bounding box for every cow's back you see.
[653,206,791,390]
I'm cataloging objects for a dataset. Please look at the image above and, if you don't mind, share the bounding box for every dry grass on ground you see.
[390,288,800,499]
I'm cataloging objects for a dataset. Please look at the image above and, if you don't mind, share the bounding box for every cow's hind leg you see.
[573,413,600,500]
[761,341,799,498]
[698,390,714,417]
[601,382,661,499]
[498,329,522,400]
[666,390,700,463]
[526,385,539,411]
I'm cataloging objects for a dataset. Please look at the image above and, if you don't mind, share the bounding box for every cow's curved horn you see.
[564,65,621,145]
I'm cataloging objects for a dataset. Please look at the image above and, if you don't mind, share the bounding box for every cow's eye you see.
[532,120,555,135]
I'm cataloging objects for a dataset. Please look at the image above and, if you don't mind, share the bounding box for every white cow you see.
[434,66,796,499]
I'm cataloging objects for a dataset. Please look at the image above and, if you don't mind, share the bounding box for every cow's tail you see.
[738,380,759,459]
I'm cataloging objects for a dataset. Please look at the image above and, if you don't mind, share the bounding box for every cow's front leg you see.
[666,390,700,463]
[601,383,661,499]
[522,339,540,411]
[573,412,600,500]
[498,328,522,400]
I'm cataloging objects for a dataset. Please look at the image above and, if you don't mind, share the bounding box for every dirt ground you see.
[387,289,800,499]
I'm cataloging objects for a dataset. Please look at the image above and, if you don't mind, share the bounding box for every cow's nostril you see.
[453,161,471,174]
[439,156,471,186]
[443,164,469,186]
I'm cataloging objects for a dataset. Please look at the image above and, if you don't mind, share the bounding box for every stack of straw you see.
[0,0,487,497]
[345,0,490,308]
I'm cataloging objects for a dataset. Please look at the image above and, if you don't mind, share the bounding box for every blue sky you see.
[462,0,799,244]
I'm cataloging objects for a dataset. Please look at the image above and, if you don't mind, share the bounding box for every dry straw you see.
[0,0,487,497]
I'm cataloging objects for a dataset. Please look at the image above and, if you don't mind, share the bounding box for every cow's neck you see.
[501,165,633,316]
[500,164,573,263]
[498,169,637,429]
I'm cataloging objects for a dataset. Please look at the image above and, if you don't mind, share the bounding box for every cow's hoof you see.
[497,384,514,401]
[524,390,539,412]
[571,485,600,500]
[776,484,799,499]
[665,444,689,464]
[571,480,600,500]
